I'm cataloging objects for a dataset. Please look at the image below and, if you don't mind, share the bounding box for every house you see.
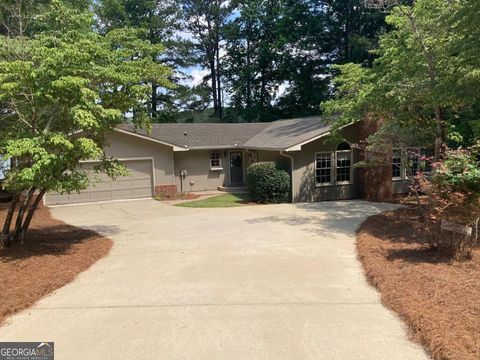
[44,116,417,205]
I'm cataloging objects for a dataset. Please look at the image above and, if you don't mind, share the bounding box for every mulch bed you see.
[155,192,200,201]
[0,204,112,326]
[357,207,480,360]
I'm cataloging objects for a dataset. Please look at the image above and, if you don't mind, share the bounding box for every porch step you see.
[218,186,248,194]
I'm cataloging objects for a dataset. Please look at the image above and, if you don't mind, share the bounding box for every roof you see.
[242,117,331,151]
[117,116,334,151]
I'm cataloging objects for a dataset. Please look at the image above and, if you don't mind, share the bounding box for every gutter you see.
[280,151,295,203]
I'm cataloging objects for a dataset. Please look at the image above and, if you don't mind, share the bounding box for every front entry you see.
[229,151,244,185]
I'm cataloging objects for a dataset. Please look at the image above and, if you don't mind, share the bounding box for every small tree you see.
[0,2,172,246]
[411,144,480,258]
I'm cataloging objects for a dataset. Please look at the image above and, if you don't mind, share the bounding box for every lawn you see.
[175,193,252,208]
[357,207,480,360]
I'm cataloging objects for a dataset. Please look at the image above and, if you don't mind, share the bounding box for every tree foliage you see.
[0,0,172,245]
[323,0,480,158]
[221,0,387,122]
[95,0,201,122]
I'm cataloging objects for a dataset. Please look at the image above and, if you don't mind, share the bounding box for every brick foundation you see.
[155,184,177,197]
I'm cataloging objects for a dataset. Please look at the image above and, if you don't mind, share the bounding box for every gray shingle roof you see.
[118,122,270,149]
[118,116,332,151]
[242,117,330,150]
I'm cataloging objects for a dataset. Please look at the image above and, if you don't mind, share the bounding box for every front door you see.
[229,151,244,185]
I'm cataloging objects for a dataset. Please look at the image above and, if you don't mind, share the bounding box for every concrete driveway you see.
[0,200,428,360]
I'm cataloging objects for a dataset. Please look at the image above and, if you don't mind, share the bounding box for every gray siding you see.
[174,150,228,191]
[291,125,360,202]
[105,131,175,186]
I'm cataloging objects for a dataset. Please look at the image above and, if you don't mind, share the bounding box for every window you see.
[392,149,402,180]
[392,147,430,180]
[315,152,333,185]
[247,151,258,166]
[315,142,353,186]
[0,157,10,180]
[210,151,222,169]
[336,142,352,184]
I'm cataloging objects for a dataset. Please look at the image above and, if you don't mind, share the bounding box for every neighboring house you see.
[44,116,419,205]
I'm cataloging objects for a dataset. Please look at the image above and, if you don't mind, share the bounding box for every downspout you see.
[280,151,295,203]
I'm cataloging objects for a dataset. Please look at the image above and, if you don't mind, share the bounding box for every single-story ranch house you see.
[45,116,418,205]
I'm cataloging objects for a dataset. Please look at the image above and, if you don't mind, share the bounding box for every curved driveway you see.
[0,200,428,360]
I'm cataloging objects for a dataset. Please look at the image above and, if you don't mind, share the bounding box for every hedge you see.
[246,162,290,203]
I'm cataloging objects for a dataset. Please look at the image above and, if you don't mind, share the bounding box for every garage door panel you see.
[45,159,154,205]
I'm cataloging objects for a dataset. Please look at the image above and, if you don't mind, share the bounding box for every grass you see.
[175,193,252,208]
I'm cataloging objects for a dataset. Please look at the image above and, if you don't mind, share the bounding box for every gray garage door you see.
[45,159,154,205]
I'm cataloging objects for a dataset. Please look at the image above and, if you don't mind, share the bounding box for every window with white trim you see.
[336,142,352,184]
[210,151,222,169]
[315,152,333,185]
[392,149,402,180]
[392,147,430,180]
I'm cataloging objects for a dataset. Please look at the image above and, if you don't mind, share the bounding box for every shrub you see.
[411,143,480,259]
[246,162,290,203]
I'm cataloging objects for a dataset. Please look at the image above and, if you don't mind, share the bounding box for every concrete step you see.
[217,186,248,194]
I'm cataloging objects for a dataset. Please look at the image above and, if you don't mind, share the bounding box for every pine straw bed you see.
[0,203,112,326]
[357,207,480,360]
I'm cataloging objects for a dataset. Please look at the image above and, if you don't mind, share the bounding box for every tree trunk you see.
[210,55,219,118]
[1,194,19,247]
[151,82,158,120]
[434,105,443,161]
[17,188,47,243]
[216,43,223,120]
[246,35,252,110]
[12,187,35,244]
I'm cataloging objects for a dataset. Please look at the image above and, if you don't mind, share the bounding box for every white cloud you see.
[180,67,209,87]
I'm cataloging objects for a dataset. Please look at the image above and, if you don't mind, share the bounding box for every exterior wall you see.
[393,180,411,194]
[173,149,290,193]
[292,124,360,202]
[174,150,228,192]
[105,132,175,187]
[256,150,290,171]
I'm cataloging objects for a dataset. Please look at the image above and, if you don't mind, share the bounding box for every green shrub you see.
[246,162,290,203]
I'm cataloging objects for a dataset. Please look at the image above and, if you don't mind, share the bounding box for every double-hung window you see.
[210,151,222,170]
[392,149,403,180]
[315,142,353,186]
[336,142,352,184]
[392,147,427,180]
[315,152,333,185]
